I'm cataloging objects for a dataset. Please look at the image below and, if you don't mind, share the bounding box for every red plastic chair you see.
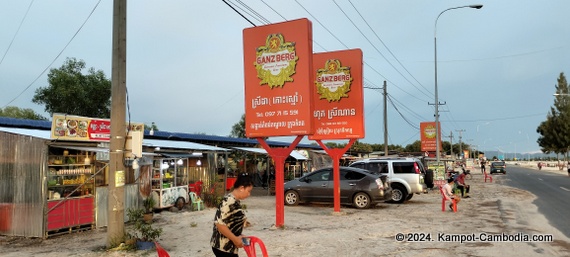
[243,236,269,257]
[484,171,493,183]
[439,186,457,212]
[188,181,204,197]
[155,242,170,257]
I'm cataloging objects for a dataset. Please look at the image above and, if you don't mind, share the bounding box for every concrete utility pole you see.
[447,131,453,158]
[107,0,127,247]
[456,129,465,159]
[383,81,388,156]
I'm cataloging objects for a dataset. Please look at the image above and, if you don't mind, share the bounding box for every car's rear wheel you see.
[389,184,407,204]
[353,192,371,209]
[406,193,413,201]
[284,190,299,206]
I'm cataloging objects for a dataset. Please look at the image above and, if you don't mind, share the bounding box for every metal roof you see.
[0,126,51,139]
[143,139,228,152]
[233,147,308,160]
[0,117,321,149]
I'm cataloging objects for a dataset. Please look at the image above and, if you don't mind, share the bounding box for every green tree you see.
[32,57,111,118]
[403,140,421,153]
[144,122,159,133]
[230,114,246,138]
[537,72,570,156]
[0,106,47,120]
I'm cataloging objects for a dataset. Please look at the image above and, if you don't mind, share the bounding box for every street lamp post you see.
[434,4,483,163]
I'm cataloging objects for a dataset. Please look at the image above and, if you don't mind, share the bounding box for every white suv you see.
[349,157,428,203]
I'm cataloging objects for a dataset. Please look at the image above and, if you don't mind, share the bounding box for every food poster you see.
[427,161,446,187]
[309,49,364,140]
[243,18,314,138]
[51,114,144,142]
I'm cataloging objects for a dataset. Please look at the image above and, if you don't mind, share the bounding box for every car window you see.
[350,163,365,170]
[393,162,415,174]
[306,169,330,182]
[343,170,366,180]
[368,162,388,174]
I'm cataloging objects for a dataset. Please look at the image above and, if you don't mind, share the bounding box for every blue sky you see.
[1,0,568,154]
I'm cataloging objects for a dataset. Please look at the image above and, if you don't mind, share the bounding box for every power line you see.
[2,0,102,109]
[235,0,271,24]
[337,0,433,99]
[0,0,34,70]
[221,0,256,26]
[293,0,430,104]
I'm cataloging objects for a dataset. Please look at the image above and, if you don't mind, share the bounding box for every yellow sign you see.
[115,170,125,187]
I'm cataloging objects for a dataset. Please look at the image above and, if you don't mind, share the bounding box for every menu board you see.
[51,114,143,142]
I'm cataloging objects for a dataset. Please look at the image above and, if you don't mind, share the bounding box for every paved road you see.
[501,165,570,238]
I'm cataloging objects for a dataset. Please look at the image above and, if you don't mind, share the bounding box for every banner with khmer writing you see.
[242,18,314,137]
[309,49,364,140]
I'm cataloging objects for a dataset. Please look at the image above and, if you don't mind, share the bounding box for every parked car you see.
[283,166,391,209]
[349,157,428,203]
[490,161,507,174]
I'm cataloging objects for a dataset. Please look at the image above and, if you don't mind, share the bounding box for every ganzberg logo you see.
[254,33,298,89]
[315,59,352,102]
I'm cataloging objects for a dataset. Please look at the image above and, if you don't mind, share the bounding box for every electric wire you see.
[293,0,430,104]
[0,0,34,70]
[348,0,432,98]
[235,0,272,24]
[222,0,256,26]
[2,0,102,109]
[387,94,420,130]
[335,0,433,99]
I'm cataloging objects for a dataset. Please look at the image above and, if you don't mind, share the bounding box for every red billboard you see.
[309,49,364,140]
[420,121,441,152]
[243,18,314,138]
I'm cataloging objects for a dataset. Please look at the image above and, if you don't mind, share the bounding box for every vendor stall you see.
[150,157,189,210]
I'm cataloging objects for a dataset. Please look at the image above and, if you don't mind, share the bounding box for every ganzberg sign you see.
[243,18,314,138]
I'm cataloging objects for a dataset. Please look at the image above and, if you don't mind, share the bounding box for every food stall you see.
[149,157,189,210]
[0,114,144,238]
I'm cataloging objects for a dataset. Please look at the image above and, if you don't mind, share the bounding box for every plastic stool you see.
[243,236,268,257]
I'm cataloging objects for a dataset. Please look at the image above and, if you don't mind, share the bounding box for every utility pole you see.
[446,131,453,159]
[108,0,126,247]
[456,129,465,159]
[383,81,388,156]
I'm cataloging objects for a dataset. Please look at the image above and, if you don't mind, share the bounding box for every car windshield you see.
[492,162,505,166]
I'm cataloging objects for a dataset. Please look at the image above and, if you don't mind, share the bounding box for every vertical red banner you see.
[243,18,314,138]
[309,49,364,140]
[420,121,441,152]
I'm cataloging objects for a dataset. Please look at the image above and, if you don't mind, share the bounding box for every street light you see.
[434,4,483,163]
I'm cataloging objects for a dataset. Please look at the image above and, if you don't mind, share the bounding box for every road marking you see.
[538,178,543,181]
[561,187,570,192]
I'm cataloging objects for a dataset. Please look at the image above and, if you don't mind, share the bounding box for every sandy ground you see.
[1,164,570,257]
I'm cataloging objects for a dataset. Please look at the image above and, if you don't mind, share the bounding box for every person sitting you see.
[454,171,470,198]
[442,177,460,211]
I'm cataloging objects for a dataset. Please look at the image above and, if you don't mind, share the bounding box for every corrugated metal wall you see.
[95,184,139,227]
[0,132,47,238]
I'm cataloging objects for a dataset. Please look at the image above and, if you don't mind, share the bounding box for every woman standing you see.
[210,173,253,257]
